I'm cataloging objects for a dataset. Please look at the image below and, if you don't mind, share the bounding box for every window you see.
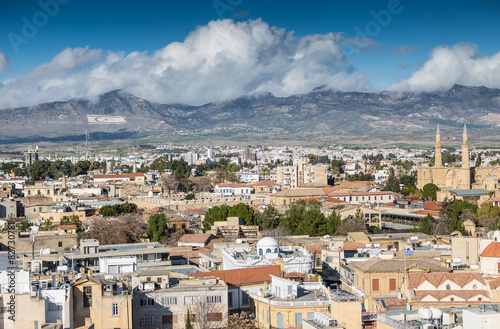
[208,313,222,322]
[446,284,451,290]
[267,310,269,323]
[287,285,292,294]
[83,286,92,307]
[58,242,62,247]
[389,278,396,291]
[473,284,478,289]
[478,297,482,301]
[450,297,454,301]
[163,297,177,306]
[112,303,118,316]
[242,291,249,305]
[140,316,155,325]
[140,298,155,307]
[184,296,201,305]
[207,295,222,304]
[295,313,302,326]
[228,291,233,307]
[157,277,162,284]
[162,315,176,324]
[266,248,271,253]
[146,277,151,282]
[308,312,314,320]
[372,279,379,292]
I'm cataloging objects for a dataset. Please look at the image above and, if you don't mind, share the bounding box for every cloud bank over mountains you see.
[0,19,499,109]
[389,43,500,92]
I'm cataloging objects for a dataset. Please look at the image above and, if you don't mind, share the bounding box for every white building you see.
[99,257,137,274]
[222,237,313,274]
[214,183,252,196]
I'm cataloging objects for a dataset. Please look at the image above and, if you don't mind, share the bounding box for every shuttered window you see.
[372,279,379,291]
[390,278,396,291]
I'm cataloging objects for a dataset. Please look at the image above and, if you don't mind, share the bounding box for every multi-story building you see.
[25,145,39,166]
[132,277,228,329]
[0,270,72,329]
[72,275,132,329]
[189,265,281,313]
[276,159,328,190]
[250,275,330,329]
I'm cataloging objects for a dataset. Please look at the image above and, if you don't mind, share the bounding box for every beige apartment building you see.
[276,160,328,189]
[73,276,132,329]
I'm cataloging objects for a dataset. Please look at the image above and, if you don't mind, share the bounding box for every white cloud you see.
[0,50,9,76]
[389,43,500,92]
[0,19,369,109]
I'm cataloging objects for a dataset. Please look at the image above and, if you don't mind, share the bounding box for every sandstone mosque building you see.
[417,124,499,202]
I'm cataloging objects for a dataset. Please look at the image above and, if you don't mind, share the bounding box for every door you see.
[277,313,284,329]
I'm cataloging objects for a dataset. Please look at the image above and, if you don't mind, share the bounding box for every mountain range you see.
[2,84,500,146]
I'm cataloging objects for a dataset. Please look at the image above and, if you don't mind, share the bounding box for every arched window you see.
[274,248,278,253]
[446,284,450,290]
[259,249,263,256]
[266,248,271,253]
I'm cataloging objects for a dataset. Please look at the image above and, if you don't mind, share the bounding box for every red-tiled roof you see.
[59,225,77,230]
[328,191,394,197]
[284,272,305,278]
[411,210,440,216]
[217,183,251,187]
[413,290,489,303]
[190,208,207,215]
[408,272,484,289]
[343,242,366,251]
[423,201,441,210]
[253,180,280,186]
[178,233,214,244]
[188,265,281,285]
[480,241,500,258]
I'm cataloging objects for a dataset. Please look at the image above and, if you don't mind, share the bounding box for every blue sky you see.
[0,0,499,108]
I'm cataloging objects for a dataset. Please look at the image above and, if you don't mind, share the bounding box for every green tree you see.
[475,153,482,167]
[185,310,194,329]
[338,208,366,235]
[147,213,167,242]
[255,206,281,229]
[99,203,138,217]
[414,214,434,235]
[202,203,256,232]
[382,167,400,193]
[184,192,195,200]
[439,199,477,234]
[60,214,83,232]
[422,183,439,201]
[279,200,335,236]
[43,218,54,231]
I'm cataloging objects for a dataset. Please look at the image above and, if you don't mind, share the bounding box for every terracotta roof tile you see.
[253,180,280,186]
[178,234,215,244]
[480,241,500,257]
[188,265,281,285]
[414,290,489,303]
[408,272,484,289]
[423,201,441,210]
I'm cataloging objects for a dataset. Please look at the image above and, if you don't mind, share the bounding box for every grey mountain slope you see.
[1,85,500,142]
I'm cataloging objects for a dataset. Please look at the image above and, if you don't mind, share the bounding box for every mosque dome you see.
[257,237,280,256]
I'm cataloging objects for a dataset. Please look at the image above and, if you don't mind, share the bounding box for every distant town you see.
[2,126,500,329]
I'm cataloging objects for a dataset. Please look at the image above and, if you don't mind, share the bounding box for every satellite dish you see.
[430,307,442,319]
[418,308,432,320]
